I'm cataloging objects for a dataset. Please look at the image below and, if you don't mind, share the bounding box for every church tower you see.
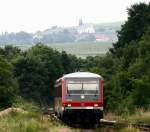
[79,19,83,26]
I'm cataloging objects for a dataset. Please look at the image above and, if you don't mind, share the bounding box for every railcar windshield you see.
[66,79,99,94]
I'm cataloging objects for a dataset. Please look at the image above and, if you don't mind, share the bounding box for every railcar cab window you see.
[66,79,99,95]
[55,80,61,97]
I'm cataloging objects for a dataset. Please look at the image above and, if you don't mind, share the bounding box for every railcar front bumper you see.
[62,108,103,123]
[64,106,103,110]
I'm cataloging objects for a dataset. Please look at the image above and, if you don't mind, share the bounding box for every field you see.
[47,42,112,58]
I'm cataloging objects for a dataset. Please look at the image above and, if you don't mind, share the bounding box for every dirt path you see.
[80,129,95,132]
[58,128,95,132]
[0,108,25,117]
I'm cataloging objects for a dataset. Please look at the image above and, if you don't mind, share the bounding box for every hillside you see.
[0,21,123,45]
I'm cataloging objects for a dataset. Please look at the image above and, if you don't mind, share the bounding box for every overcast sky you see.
[0,0,149,33]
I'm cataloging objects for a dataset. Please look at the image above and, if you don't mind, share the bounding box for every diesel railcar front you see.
[54,72,104,124]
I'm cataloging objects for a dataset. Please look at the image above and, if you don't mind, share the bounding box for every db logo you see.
[81,103,84,107]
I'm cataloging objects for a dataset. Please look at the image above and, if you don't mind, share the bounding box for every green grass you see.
[0,112,72,132]
[96,125,139,132]
[104,109,150,124]
[127,109,150,124]
[1,100,149,132]
[0,100,79,132]
[95,110,150,132]
[0,99,150,132]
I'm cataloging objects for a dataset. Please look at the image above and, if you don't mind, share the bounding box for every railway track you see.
[100,119,150,131]
[44,110,150,131]
[131,124,150,131]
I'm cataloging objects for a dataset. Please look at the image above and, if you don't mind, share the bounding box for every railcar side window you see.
[55,81,62,97]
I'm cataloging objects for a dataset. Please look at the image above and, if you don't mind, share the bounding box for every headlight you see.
[67,104,71,107]
[62,107,64,111]
[94,104,98,107]
[81,95,85,99]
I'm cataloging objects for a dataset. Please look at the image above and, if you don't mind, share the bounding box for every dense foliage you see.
[110,3,150,57]
[85,2,150,113]
[0,44,81,107]
[13,44,81,105]
[0,56,18,108]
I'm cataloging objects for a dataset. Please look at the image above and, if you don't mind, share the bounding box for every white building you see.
[77,19,95,34]
[77,24,95,34]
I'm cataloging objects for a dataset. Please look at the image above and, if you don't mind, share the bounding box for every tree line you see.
[0,2,150,114]
[0,44,81,107]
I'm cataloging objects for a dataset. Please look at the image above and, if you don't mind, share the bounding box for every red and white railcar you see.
[54,72,104,123]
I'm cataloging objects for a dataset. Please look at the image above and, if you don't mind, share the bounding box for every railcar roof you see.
[62,72,102,78]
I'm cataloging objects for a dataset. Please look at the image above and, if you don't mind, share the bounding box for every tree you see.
[0,45,21,61]
[111,3,150,57]
[98,3,150,112]
[131,76,150,109]
[61,51,80,73]
[0,56,18,108]
[13,45,63,104]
